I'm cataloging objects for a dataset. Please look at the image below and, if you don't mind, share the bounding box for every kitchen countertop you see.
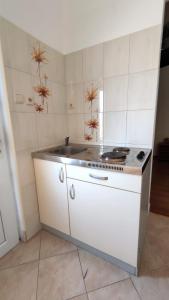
[32,144,152,175]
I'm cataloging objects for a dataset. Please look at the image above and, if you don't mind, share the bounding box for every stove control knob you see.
[137,151,145,160]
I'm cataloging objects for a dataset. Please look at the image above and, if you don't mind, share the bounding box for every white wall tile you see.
[126,110,155,146]
[12,112,38,151]
[83,44,103,81]
[7,68,34,112]
[84,113,103,143]
[22,183,41,239]
[104,75,128,112]
[68,114,84,142]
[48,82,66,114]
[84,80,103,114]
[128,70,158,110]
[129,25,161,73]
[31,76,51,113]
[5,22,31,73]
[44,47,60,83]
[36,114,57,148]
[104,111,127,144]
[66,83,84,114]
[104,36,129,77]
[30,41,55,82]
[29,37,65,84]
[55,114,68,144]
[55,51,65,83]
[16,150,35,187]
[65,51,83,84]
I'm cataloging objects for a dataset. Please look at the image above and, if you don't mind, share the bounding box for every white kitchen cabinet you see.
[68,178,140,267]
[34,159,70,234]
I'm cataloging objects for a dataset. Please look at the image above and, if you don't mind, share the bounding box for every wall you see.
[154,66,169,153]
[0,17,67,239]
[65,25,162,148]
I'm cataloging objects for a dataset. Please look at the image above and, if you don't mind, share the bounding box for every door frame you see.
[0,39,26,243]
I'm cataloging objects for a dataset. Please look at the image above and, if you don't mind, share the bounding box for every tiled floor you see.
[1,213,169,299]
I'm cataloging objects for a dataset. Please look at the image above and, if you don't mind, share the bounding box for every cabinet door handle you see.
[89,173,108,180]
[69,184,75,200]
[59,168,64,183]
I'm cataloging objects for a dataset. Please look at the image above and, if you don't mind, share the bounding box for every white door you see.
[0,113,19,257]
[34,159,70,234]
[68,178,140,267]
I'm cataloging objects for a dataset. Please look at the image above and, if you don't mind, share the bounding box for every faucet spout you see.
[65,136,70,146]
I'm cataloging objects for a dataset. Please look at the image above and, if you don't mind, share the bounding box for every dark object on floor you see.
[150,157,169,217]
[158,138,169,161]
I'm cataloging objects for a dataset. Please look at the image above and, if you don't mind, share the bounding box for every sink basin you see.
[48,145,87,155]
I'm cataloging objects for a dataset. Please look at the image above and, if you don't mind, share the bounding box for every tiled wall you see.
[0,17,67,239]
[65,25,161,148]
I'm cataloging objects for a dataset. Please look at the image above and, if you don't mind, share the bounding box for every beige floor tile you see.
[88,279,140,300]
[37,251,85,300]
[132,267,169,300]
[148,213,169,231]
[140,233,165,272]
[0,233,40,269]
[140,213,169,272]
[78,249,129,292]
[40,230,77,259]
[0,261,38,300]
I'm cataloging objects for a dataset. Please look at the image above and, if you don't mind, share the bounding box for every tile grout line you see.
[0,249,78,272]
[130,277,143,300]
[77,248,89,300]
[35,230,42,300]
[40,249,78,262]
[86,277,131,296]
[65,292,88,300]
[0,259,39,272]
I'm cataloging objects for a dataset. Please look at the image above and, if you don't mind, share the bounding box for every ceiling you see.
[0,0,164,54]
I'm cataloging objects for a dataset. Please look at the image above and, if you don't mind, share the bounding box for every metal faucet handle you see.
[65,136,70,146]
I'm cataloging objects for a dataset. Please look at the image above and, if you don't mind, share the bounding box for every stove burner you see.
[113,147,130,154]
[101,151,126,163]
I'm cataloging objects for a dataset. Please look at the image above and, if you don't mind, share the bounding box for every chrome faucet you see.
[65,136,70,146]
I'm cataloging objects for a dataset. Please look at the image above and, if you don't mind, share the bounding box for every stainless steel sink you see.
[48,145,87,155]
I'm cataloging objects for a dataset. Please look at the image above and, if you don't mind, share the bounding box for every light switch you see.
[15,93,25,104]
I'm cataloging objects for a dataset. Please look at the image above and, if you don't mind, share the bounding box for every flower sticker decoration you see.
[84,84,99,141]
[85,86,98,103]
[84,134,93,141]
[32,44,51,112]
[87,119,99,130]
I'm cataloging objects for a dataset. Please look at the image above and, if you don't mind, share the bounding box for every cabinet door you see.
[68,179,140,267]
[34,159,70,234]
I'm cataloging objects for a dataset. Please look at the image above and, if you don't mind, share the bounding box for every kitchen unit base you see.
[42,223,138,276]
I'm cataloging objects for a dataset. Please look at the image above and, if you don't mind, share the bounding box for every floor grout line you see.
[65,292,88,300]
[77,248,89,300]
[35,229,42,300]
[35,260,40,300]
[0,259,39,272]
[130,277,142,300]
[39,249,78,262]
[86,277,131,296]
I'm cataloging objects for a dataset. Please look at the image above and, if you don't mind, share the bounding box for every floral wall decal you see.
[84,85,99,141]
[31,44,51,112]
